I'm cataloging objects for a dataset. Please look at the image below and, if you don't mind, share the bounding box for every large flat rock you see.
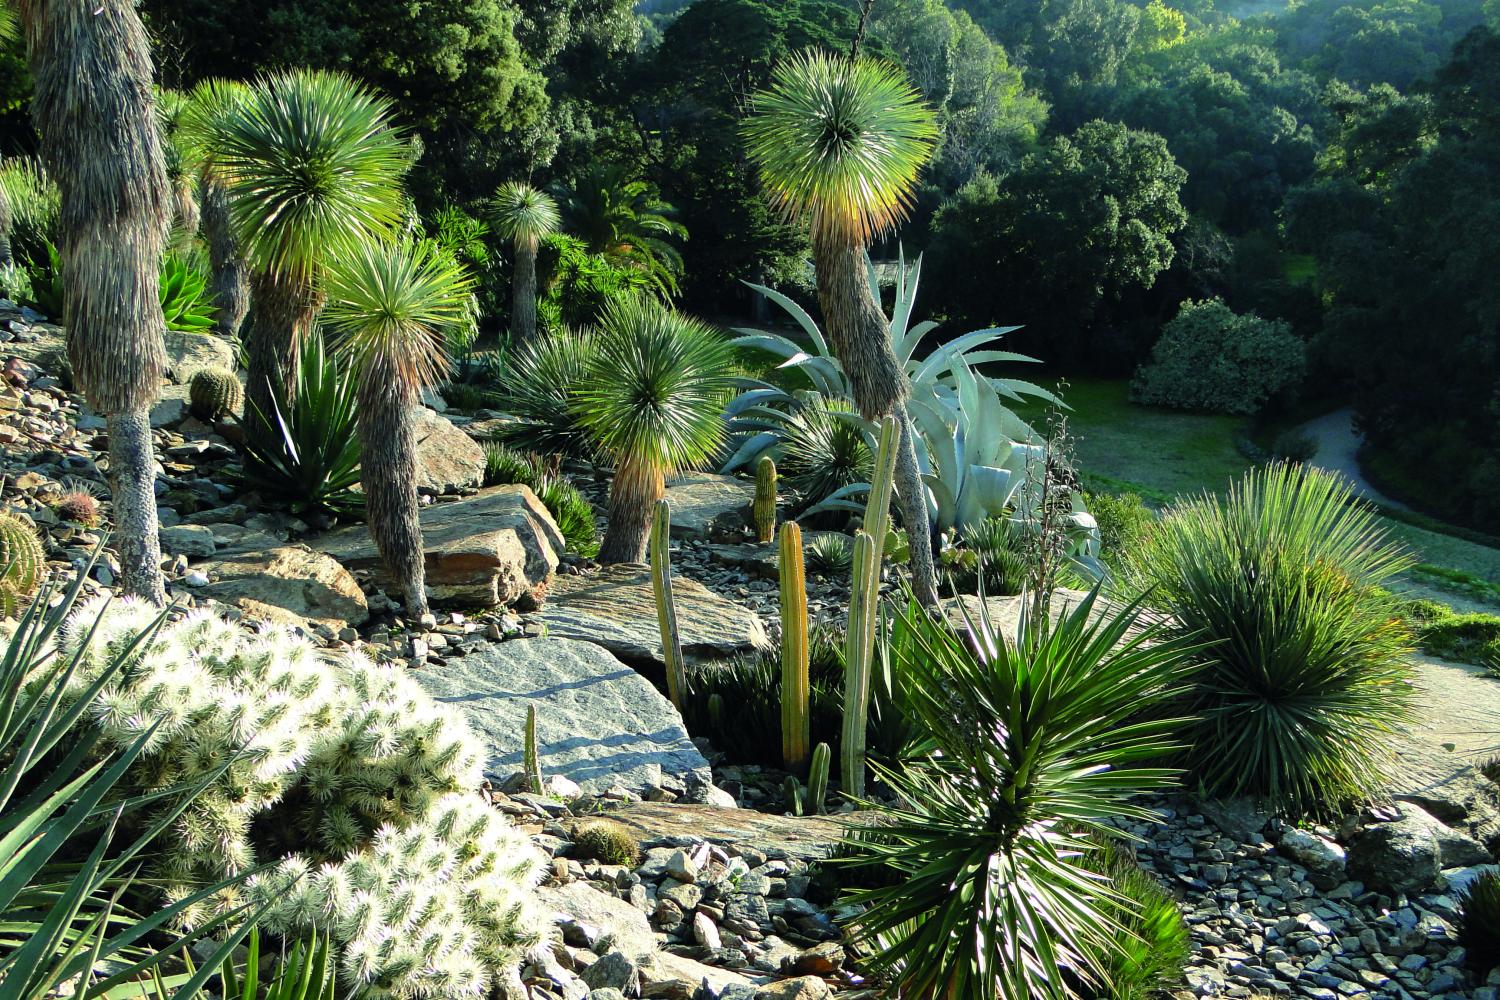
[413,638,711,796]
[536,881,657,963]
[663,473,753,541]
[413,406,485,495]
[537,563,769,666]
[193,543,369,633]
[317,485,561,608]
[599,801,858,864]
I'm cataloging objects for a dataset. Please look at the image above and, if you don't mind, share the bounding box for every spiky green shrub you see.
[1083,490,1154,567]
[805,533,854,576]
[1457,869,1500,972]
[491,328,598,459]
[572,819,641,866]
[0,512,46,619]
[1124,463,1416,815]
[1084,840,1191,1000]
[940,517,1027,595]
[482,442,539,488]
[38,597,548,1000]
[160,251,218,334]
[536,475,599,558]
[780,395,872,511]
[190,366,244,422]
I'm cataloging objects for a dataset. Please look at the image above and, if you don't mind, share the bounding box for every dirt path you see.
[1395,654,1500,795]
[1296,408,1409,510]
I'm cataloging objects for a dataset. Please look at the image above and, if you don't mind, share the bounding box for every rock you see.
[599,802,858,864]
[412,407,486,495]
[692,911,721,950]
[665,849,699,883]
[413,638,711,796]
[640,952,758,997]
[538,881,657,963]
[1196,796,1273,843]
[159,524,217,559]
[580,951,638,994]
[537,564,769,667]
[1279,828,1347,876]
[163,331,237,385]
[148,388,188,429]
[1349,806,1449,895]
[318,485,561,608]
[194,544,369,632]
[1398,765,1500,853]
[706,533,850,581]
[662,473,753,541]
[753,977,829,1000]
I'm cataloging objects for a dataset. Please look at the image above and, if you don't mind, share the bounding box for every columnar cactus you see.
[649,499,687,710]
[779,521,809,771]
[0,512,45,618]
[754,456,778,543]
[524,703,544,793]
[188,365,243,421]
[806,741,831,815]
[842,416,900,800]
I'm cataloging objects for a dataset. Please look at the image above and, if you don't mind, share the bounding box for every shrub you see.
[1083,490,1155,568]
[1271,428,1318,464]
[1395,598,1500,666]
[536,475,599,558]
[1124,463,1416,815]
[1085,840,1191,1000]
[805,532,854,576]
[0,262,32,303]
[160,251,218,334]
[780,395,873,511]
[940,517,1027,595]
[1132,298,1305,416]
[482,442,541,489]
[491,328,597,459]
[1457,869,1500,972]
[441,381,493,413]
[572,819,641,866]
[839,592,1194,1000]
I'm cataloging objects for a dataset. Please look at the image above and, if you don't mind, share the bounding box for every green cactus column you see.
[806,741,831,815]
[754,456,778,543]
[524,703,544,793]
[650,499,688,710]
[842,415,900,799]
[780,520,810,770]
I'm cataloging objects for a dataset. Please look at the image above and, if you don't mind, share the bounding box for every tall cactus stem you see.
[650,499,688,710]
[779,520,810,770]
[524,703,544,794]
[754,456,778,544]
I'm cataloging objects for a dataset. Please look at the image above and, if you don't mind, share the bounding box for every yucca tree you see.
[743,51,942,606]
[154,87,200,241]
[491,181,559,347]
[176,78,253,338]
[324,239,475,618]
[575,297,734,563]
[218,69,407,425]
[19,0,172,604]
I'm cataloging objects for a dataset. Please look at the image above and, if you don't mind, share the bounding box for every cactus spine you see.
[806,742,831,815]
[779,520,810,770]
[0,512,45,618]
[187,366,243,421]
[524,703,544,793]
[649,499,687,710]
[754,456,778,543]
[842,416,900,800]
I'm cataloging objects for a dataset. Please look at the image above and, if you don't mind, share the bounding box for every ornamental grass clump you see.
[1124,463,1416,816]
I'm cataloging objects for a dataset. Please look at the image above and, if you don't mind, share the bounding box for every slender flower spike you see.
[741,50,938,246]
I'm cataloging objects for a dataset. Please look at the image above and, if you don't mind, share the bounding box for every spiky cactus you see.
[842,416,900,799]
[188,365,244,422]
[524,703,544,793]
[649,499,687,709]
[572,818,640,866]
[55,491,100,527]
[754,456,778,543]
[0,512,45,619]
[806,741,831,815]
[783,774,805,817]
[780,520,809,770]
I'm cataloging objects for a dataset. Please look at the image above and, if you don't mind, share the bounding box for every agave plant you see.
[839,591,1195,1000]
[160,250,218,334]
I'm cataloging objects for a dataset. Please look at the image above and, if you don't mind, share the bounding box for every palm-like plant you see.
[217,69,407,425]
[176,78,253,338]
[743,51,941,605]
[19,0,173,605]
[491,181,559,346]
[324,239,475,618]
[574,298,734,563]
[552,164,688,297]
[841,592,1196,1000]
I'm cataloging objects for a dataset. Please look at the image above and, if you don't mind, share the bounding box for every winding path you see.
[1296,408,1409,510]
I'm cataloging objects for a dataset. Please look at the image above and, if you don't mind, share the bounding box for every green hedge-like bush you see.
[1132,298,1305,416]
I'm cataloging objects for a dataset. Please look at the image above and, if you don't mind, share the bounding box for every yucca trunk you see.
[511,236,539,346]
[599,454,664,564]
[812,232,939,607]
[22,0,171,605]
[244,269,319,427]
[358,358,428,617]
[0,176,12,268]
[199,178,249,337]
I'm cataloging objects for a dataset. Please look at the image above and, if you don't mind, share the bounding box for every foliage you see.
[0,156,60,268]
[490,326,598,459]
[1270,429,1318,464]
[478,444,598,556]
[551,164,687,296]
[1132,298,1306,416]
[1085,840,1192,1000]
[189,367,244,422]
[805,533,854,576]
[571,819,641,867]
[1395,597,1500,667]
[538,233,660,329]
[158,253,218,334]
[1082,490,1154,568]
[0,262,31,303]
[482,442,541,489]
[1456,869,1500,971]
[1124,464,1416,815]
[491,182,560,249]
[776,396,873,511]
[838,591,1194,1000]
[240,335,362,517]
[940,516,1027,595]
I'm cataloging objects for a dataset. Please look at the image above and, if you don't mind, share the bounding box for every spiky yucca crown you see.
[0,512,45,618]
[36,599,548,999]
[188,365,243,420]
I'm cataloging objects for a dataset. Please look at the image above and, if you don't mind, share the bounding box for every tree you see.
[324,240,475,619]
[491,181,559,346]
[551,163,687,297]
[19,0,172,604]
[176,78,252,337]
[743,52,943,607]
[574,298,734,564]
[216,69,407,426]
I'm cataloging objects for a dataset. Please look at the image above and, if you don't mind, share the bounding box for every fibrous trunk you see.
[811,232,939,607]
[511,238,539,346]
[598,454,664,564]
[243,270,316,428]
[199,178,249,338]
[359,362,427,617]
[107,408,166,605]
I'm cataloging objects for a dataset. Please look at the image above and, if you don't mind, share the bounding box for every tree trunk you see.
[812,232,939,607]
[107,406,166,605]
[511,238,539,347]
[359,366,427,617]
[598,454,663,564]
[199,178,249,338]
[243,270,315,428]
